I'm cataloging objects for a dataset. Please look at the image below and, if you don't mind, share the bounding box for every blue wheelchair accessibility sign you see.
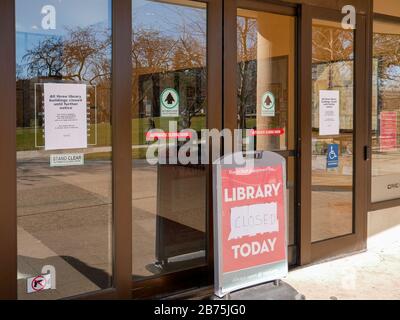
[327,144,339,169]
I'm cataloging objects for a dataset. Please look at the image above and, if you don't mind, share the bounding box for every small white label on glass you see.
[50,153,84,167]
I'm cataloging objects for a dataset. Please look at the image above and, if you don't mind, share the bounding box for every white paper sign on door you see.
[319,90,340,136]
[44,83,88,151]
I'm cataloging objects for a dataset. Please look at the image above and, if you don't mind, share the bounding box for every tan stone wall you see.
[368,207,400,237]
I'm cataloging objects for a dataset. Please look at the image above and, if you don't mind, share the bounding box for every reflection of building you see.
[16,77,110,150]
[16,79,36,128]
[137,67,207,120]
[2,0,400,302]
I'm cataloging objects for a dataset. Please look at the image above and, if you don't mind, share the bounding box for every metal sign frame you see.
[213,151,288,298]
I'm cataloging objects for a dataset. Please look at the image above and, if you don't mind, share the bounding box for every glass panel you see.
[236,10,296,251]
[131,0,207,281]
[236,9,296,152]
[371,19,400,203]
[16,0,112,299]
[311,19,354,242]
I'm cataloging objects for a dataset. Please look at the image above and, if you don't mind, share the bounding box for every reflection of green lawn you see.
[85,149,148,161]
[17,116,206,152]
[246,118,256,129]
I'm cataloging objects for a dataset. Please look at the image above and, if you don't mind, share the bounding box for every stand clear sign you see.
[213,152,288,298]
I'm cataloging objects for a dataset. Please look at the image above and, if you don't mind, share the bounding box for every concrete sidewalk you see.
[208,224,400,301]
[284,224,400,300]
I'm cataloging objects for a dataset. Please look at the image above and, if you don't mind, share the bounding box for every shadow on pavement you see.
[18,255,111,296]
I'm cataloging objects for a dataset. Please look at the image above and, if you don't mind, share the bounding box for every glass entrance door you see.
[311,18,355,243]
[227,1,298,265]
[15,0,113,299]
[131,0,213,297]
[299,5,368,264]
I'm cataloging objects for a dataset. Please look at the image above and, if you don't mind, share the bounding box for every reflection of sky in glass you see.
[373,33,400,89]
[132,0,206,40]
[16,0,207,70]
[16,0,111,67]
[16,0,111,34]
[383,65,400,88]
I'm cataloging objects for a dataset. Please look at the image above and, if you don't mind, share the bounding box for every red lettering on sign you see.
[250,129,285,137]
[146,132,193,140]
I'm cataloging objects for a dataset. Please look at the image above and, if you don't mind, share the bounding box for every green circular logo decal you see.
[161,88,179,110]
[261,91,275,110]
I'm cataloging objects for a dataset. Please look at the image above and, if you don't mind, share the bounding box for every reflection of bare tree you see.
[16,63,24,80]
[179,68,206,129]
[21,26,112,123]
[132,29,176,72]
[237,16,257,129]
[23,26,111,84]
[63,26,111,84]
[171,10,206,130]
[373,33,400,84]
[312,25,354,131]
[312,25,353,89]
[132,28,177,118]
[312,26,353,62]
[173,33,204,70]
[168,8,206,70]
[132,7,207,130]
[23,37,65,78]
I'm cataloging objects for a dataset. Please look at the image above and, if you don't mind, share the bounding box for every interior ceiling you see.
[374,19,400,35]
[374,0,400,16]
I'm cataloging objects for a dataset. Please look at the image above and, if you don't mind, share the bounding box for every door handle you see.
[364,145,371,161]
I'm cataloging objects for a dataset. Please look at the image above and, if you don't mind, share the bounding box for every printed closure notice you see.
[44,83,88,151]
[319,90,340,136]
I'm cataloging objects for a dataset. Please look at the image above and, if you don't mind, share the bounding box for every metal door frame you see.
[298,4,369,264]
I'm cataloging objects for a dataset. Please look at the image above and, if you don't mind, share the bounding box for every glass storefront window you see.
[16,0,113,299]
[131,0,208,281]
[371,18,400,203]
